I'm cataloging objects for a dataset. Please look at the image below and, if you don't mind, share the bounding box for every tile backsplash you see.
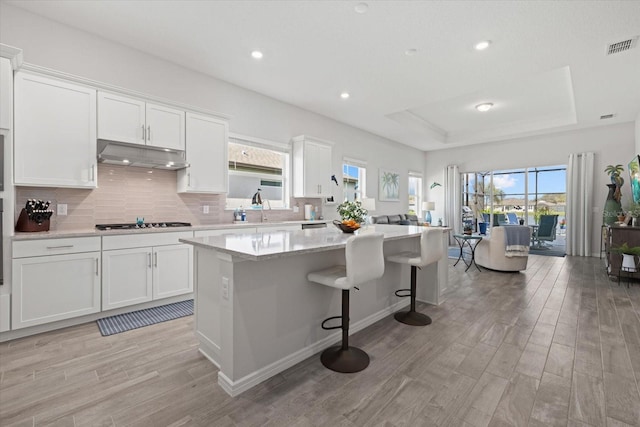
[15,164,323,231]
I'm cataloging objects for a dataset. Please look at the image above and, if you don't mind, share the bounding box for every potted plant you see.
[337,200,368,224]
[610,242,640,272]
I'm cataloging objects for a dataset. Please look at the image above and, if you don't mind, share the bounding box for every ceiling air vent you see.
[606,37,637,55]
[600,114,615,120]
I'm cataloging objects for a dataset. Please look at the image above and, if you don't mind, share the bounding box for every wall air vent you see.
[600,114,615,120]
[606,37,637,55]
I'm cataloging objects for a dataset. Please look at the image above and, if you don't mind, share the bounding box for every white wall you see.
[636,111,640,154]
[0,4,423,219]
[424,122,636,255]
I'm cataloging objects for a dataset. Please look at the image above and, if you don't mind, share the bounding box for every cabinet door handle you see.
[187,173,191,187]
[46,245,74,249]
[95,258,99,276]
[142,124,146,141]
[154,252,158,267]
[91,164,96,181]
[148,253,152,268]
[147,125,151,142]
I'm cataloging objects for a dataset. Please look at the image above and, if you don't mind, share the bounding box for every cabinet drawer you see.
[13,236,101,258]
[102,231,193,250]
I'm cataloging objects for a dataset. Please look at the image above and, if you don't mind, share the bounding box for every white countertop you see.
[180,224,451,261]
[11,220,330,241]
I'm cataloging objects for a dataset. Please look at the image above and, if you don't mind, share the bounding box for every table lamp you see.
[361,198,376,224]
[423,201,435,224]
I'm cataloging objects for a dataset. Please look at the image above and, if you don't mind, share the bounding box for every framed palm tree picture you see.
[379,169,400,201]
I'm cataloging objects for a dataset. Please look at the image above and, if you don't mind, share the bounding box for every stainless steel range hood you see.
[97,140,189,170]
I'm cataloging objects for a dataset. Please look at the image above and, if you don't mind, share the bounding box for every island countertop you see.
[179,224,450,261]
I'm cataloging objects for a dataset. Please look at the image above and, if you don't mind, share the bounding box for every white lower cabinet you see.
[12,250,101,330]
[102,247,153,310]
[102,232,193,311]
[153,244,193,299]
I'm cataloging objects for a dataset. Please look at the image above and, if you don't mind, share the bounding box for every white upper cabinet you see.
[0,57,12,130]
[145,103,185,151]
[14,72,97,188]
[97,92,146,145]
[97,91,185,151]
[177,112,228,193]
[292,136,333,198]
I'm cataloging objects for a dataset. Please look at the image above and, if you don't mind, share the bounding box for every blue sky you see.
[468,166,566,195]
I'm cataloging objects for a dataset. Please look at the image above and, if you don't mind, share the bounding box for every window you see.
[461,165,566,230]
[343,158,367,202]
[227,137,290,209]
[408,173,423,216]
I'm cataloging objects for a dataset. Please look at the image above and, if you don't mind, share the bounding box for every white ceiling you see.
[5,0,640,151]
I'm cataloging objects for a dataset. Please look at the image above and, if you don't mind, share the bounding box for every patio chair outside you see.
[494,213,509,226]
[507,212,518,225]
[533,214,558,248]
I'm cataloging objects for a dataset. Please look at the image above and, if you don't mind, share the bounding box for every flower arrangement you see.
[337,200,368,224]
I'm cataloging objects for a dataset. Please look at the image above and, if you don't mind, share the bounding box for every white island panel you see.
[181,225,450,396]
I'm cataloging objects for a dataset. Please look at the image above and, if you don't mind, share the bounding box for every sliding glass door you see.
[461,165,567,251]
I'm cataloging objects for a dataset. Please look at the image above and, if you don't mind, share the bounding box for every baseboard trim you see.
[216,299,409,397]
[0,294,193,342]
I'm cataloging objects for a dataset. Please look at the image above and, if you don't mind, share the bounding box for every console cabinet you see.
[606,225,640,278]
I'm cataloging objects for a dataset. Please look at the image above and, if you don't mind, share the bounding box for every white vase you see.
[621,253,637,272]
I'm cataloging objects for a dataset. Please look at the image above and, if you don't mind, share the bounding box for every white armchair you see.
[475,226,531,272]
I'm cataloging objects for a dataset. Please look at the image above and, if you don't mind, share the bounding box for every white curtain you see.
[444,165,461,241]
[566,152,594,256]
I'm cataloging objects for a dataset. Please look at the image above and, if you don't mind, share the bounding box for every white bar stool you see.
[307,232,385,373]
[386,228,444,326]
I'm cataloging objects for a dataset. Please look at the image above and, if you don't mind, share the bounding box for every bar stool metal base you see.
[320,345,370,373]
[394,310,432,326]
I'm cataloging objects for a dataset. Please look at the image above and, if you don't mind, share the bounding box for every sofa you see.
[475,225,531,272]
[371,214,419,225]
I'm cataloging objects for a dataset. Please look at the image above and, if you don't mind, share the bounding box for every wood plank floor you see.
[2,255,640,426]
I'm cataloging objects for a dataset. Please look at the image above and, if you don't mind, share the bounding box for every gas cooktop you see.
[95,222,192,231]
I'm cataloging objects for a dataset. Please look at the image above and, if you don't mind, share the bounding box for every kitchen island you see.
[180,224,450,396]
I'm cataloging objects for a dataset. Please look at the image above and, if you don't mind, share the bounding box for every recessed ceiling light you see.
[405,48,418,56]
[122,159,130,164]
[340,92,350,99]
[251,50,263,59]
[475,103,494,112]
[354,2,368,14]
[474,40,491,51]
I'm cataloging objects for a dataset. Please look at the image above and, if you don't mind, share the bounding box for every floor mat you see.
[97,300,193,336]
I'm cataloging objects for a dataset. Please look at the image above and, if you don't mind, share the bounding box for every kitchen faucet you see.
[261,198,271,222]
[252,189,271,222]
